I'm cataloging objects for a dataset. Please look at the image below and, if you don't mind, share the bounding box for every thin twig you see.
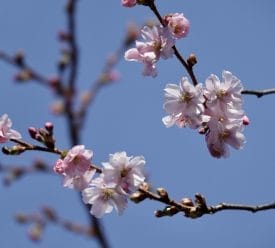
[10,139,63,155]
[242,89,275,98]
[208,202,275,214]
[0,51,49,86]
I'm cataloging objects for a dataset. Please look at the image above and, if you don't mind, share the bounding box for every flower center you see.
[180,92,192,103]
[102,188,114,201]
[217,89,227,99]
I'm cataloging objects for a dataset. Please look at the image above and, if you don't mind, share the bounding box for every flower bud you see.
[44,122,54,134]
[187,53,197,67]
[156,187,169,200]
[130,191,147,203]
[14,50,25,66]
[28,127,38,139]
[181,197,194,207]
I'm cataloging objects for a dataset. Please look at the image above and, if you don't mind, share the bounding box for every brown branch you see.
[0,160,51,186]
[137,187,275,218]
[63,1,110,247]
[208,202,275,214]
[242,88,275,98]
[9,138,63,155]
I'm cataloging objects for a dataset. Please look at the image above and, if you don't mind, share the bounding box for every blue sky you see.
[1,1,275,247]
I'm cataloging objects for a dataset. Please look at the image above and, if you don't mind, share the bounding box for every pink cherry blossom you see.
[53,145,95,191]
[0,113,22,143]
[125,25,175,77]
[204,70,243,111]
[82,176,127,218]
[162,77,208,128]
[102,151,146,194]
[205,113,245,158]
[164,13,190,39]
[121,0,136,7]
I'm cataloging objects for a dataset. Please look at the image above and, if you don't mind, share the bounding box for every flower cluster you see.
[124,13,190,77]
[163,71,248,158]
[0,113,21,143]
[54,148,146,218]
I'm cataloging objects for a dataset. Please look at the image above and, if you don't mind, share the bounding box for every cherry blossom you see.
[204,70,243,111]
[164,13,190,39]
[205,107,245,158]
[162,77,208,128]
[102,151,146,194]
[53,145,95,191]
[0,113,22,143]
[125,25,175,77]
[82,176,127,218]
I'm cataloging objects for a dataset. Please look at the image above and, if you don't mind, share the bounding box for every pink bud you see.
[164,13,190,39]
[243,115,250,126]
[121,0,136,7]
[28,127,38,139]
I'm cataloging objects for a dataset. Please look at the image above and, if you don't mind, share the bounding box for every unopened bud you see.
[181,197,194,207]
[187,53,197,67]
[28,127,38,139]
[156,187,169,200]
[2,145,26,155]
[14,50,25,66]
[28,224,43,242]
[58,31,72,42]
[243,115,250,126]
[154,210,165,218]
[15,213,28,223]
[42,207,57,222]
[164,206,178,216]
[130,191,147,203]
[14,69,33,82]
[44,122,54,134]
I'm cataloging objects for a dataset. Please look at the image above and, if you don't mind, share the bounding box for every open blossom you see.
[204,70,243,111]
[53,145,95,191]
[121,0,136,7]
[0,113,22,143]
[162,77,208,128]
[164,13,190,39]
[102,151,146,194]
[125,25,175,77]
[203,71,247,158]
[205,107,245,158]
[82,176,127,218]
[162,71,248,158]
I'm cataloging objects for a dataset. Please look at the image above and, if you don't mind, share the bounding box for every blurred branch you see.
[242,88,275,98]
[0,160,51,186]
[15,206,94,242]
[77,24,138,129]
[0,50,50,86]
[62,1,110,247]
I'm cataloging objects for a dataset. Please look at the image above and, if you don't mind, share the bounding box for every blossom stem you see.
[0,50,49,86]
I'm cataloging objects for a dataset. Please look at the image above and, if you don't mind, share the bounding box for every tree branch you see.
[136,186,275,219]
[242,88,275,98]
